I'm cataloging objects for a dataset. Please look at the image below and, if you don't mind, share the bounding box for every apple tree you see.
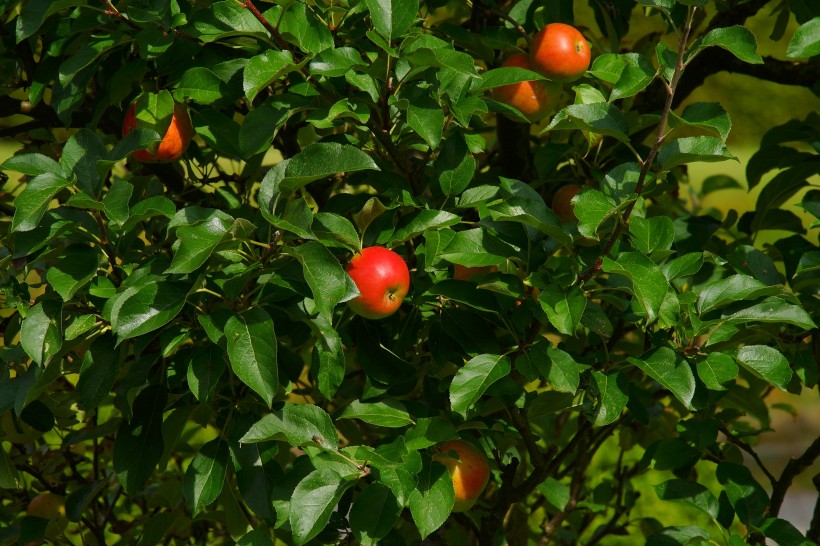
[1,0,819,545]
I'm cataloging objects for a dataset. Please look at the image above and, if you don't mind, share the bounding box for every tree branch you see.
[720,425,777,489]
[809,474,820,543]
[769,435,820,518]
[580,7,697,283]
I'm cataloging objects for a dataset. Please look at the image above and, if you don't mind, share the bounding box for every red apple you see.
[552,184,582,223]
[530,23,591,83]
[492,53,562,122]
[434,440,490,512]
[346,247,410,319]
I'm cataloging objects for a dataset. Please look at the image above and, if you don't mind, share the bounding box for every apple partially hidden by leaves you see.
[552,184,582,223]
[346,246,410,319]
[530,23,591,83]
[492,53,562,122]
[434,439,490,512]
[122,100,193,163]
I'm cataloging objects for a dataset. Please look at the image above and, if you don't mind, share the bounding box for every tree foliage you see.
[1,0,819,545]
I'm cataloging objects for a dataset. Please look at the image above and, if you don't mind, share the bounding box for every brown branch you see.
[101,0,142,31]
[769,435,820,518]
[719,425,777,488]
[241,0,294,55]
[809,474,820,543]
[580,7,697,284]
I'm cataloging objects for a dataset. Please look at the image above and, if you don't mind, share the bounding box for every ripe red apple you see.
[454,264,498,281]
[552,184,582,223]
[492,53,562,122]
[530,23,591,83]
[434,439,490,512]
[346,247,410,319]
[122,100,193,163]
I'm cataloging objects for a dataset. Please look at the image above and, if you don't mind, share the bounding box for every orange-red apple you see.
[346,247,410,319]
[530,23,591,82]
[434,439,490,512]
[122,100,193,163]
[492,53,562,122]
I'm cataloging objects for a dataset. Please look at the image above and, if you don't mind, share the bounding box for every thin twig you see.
[241,0,294,55]
[101,0,142,31]
[719,425,777,488]
[579,7,697,284]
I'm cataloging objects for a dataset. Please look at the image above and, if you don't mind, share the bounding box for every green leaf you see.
[311,315,346,400]
[65,314,97,341]
[310,47,367,77]
[697,274,776,314]
[646,526,711,546]
[691,25,764,64]
[696,352,738,391]
[0,441,22,489]
[540,345,582,394]
[786,17,820,58]
[20,300,62,366]
[290,241,347,320]
[225,308,279,407]
[538,285,587,336]
[365,0,419,41]
[674,102,733,143]
[733,345,792,390]
[475,66,550,91]
[658,136,735,170]
[241,403,338,450]
[313,213,361,251]
[121,195,176,233]
[630,216,675,256]
[173,67,228,103]
[716,462,768,526]
[184,437,229,513]
[109,279,189,341]
[349,483,402,546]
[2,153,68,178]
[45,244,99,300]
[339,400,414,428]
[701,175,743,196]
[590,371,628,426]
[714,296,816,331]
[243,50,297,102]
[609,53,656,101]
[16,0,88,42]
[290,469,350,546]
[187,345,225,403]
[113,385,166,494]
[390,210,460,244]
[758,517,812,546]
[77,334,118,410]
[11,173,71,232]
[277,2,334,55]
[629,347,696,410]
[574,189,620,240]
[654,479,719,517]
[545,103,630,143]
[102,179,133,226]
[537,478,570,511]
[408,456,455,538]
[281,142,380,194]
[449,354,511,415]
[602,253,668,323]
[431,131,473,195]
[403,418,459,450]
